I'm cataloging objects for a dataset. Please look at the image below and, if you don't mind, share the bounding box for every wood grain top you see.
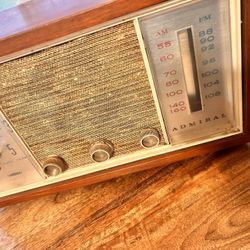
[0,0,166,58]
[0,143,249,249]
[0,0,111,38]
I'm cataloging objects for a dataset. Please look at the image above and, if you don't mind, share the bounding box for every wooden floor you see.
[0,144,250,250]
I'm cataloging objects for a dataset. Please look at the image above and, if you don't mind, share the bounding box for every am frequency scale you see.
[0,0,247,204]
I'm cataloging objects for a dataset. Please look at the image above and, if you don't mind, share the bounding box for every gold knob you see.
[140,128,160,148]
[43,155,68,176]
[90,140,114,162]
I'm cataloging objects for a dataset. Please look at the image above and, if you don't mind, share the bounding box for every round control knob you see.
[140,128,160,148]
[90,140,114,162]
[43,155,68,177]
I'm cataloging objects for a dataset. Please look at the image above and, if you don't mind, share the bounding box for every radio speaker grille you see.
[0,21,163,168]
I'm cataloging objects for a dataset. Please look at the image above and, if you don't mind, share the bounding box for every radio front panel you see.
[0,0,244,199]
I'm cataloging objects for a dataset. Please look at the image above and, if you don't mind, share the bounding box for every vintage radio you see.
[0,0,249,206]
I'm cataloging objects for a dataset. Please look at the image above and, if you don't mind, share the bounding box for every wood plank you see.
[0,143,249,249]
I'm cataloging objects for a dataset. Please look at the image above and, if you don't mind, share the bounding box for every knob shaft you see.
[90,140,114,162]
[140,128,160,148]
[43,155,68,176]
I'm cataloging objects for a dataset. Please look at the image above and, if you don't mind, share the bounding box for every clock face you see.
[0,112,44,195]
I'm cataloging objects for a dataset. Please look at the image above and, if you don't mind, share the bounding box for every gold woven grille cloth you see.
[0,21,163,169]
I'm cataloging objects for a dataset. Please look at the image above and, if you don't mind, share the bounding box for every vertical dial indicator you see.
[177,27,202,113]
